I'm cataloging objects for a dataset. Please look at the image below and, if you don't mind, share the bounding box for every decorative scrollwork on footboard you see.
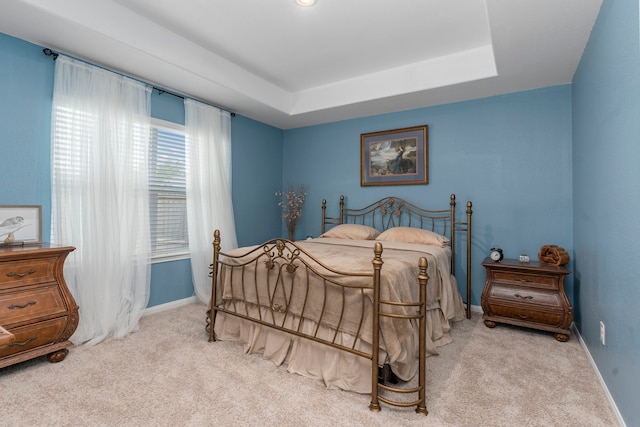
[263,240,300,273]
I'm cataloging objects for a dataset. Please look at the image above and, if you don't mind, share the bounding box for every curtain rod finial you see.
[43,48,59,60]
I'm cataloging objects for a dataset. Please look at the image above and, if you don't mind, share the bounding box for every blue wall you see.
[231,115,284,247]
[0,34,55,240]
[572,0,640,424]
[0,33,282,308]
[284,86,574,307]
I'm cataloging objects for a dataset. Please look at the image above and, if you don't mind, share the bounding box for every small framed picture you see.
[361,125,428,186]
[0,205,42,244]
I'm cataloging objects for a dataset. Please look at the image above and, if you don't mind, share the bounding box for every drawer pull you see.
[8,336,36,347]
[7,269,37,278]
[517,314,530,320]
[516,278,533,283]
[7,301,37,309]
[514,293,534,300]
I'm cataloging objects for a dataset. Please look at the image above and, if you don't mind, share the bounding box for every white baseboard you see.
[572,324,626,427]
[469,303,483,314]
[143,296,199,316]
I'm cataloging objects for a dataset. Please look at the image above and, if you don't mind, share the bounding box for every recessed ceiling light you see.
[295,0,317,6]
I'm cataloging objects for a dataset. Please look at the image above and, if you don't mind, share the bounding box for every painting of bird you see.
[0,216,26,244]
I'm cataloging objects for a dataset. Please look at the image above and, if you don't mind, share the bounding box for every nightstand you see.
[481,258,572,341]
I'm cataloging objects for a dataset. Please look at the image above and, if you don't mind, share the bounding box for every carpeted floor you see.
[0,303,620,426]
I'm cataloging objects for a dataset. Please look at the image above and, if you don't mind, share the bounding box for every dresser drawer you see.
[487,284,563,309]
[0,285,67,326]
[489,303,566,327]
[492,270,557,289]
[0,317,68,359]
[0,257,57,289]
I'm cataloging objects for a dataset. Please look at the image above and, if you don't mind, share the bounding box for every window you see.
[149,118,188,261]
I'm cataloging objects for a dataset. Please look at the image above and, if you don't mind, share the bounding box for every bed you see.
[207,194,472,415]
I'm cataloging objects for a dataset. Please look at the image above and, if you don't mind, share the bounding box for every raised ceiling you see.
[1,0,602,129]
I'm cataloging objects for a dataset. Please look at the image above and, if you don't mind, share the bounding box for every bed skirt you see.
[213,300,460,394]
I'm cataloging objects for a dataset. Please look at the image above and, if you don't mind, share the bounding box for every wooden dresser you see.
[481,258,572,342]
[0,244,78,368]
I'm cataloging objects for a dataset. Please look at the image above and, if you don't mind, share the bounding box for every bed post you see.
[321,199,327,235]
[339,195,345,224]
[449,194,456,275]
[369,242,383,413]
[416,257,428,415]
[466,201,473,320]
[209,229,221,343]
[451,195,474,320]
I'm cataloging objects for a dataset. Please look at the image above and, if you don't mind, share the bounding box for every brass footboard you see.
[208,230,428,415]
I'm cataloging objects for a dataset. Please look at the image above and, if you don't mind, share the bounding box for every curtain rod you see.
[151,87,235,117]
[43,48,235,117]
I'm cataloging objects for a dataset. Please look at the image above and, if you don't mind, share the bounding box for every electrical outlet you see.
[599,321,606,345]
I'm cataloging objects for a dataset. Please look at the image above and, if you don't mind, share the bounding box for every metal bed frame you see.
[208,194,472,415]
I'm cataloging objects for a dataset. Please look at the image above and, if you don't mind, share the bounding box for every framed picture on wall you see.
[0,205,42,244]
[360,125,428,186]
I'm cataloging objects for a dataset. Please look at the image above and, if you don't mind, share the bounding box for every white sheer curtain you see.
[50,56,152,346]
[184,99,237,303]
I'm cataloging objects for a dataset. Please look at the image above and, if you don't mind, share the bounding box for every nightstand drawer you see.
[492,271,557,289]
[0,285,67,326]
[0,257,57,289]
[488,284,563,309]
[0,317,68,359]
[489,303,565,327]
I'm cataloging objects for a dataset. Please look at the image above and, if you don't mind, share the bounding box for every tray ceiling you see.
[1,0,602,129]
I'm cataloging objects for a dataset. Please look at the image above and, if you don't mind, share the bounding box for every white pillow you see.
[376,227,450,247]
[320,224,380,240]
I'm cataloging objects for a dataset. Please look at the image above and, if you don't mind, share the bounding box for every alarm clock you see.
[490,247,504,262]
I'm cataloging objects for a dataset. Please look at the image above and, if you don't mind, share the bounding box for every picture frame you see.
[0,205,42,244]
[360,125,428,186]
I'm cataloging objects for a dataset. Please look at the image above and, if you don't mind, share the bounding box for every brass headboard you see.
[321,194,473,319]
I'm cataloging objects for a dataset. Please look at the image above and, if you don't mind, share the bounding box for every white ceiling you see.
[1,0,602,129]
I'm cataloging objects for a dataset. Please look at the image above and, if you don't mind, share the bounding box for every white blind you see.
[148,123,188,257]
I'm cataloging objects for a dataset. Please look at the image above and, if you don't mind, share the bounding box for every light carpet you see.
[0,303,620,426]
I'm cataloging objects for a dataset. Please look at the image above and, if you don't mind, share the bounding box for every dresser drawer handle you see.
[6,269,37,278]
[7,301,37,310]
[514,293,534,300]
[517,314,530,320]
[8,336,36,347]
[516,278,533,283]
